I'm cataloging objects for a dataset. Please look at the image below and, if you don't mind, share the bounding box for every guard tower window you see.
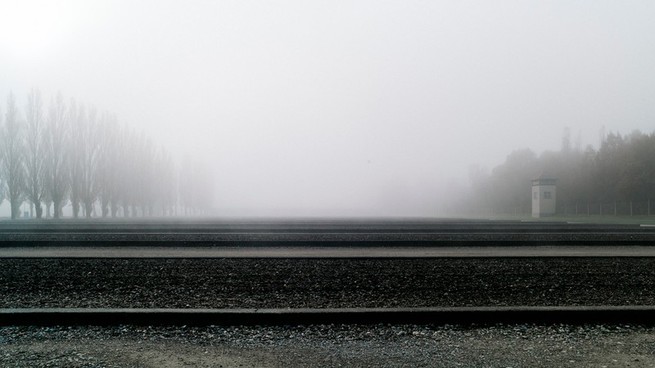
[544,191,552,199]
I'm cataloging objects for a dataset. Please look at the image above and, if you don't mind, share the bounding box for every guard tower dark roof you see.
[532,173,557,186]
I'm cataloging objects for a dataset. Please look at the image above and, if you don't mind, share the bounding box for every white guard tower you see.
[532,174,557,218]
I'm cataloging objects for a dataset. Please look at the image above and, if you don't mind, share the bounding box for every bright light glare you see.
[0,1,81,62]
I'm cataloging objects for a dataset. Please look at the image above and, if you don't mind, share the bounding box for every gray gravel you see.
[3,247,654,366]
[2,258,655,308]
[2,323,655,367]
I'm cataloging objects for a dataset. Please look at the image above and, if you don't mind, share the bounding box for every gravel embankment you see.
[1,324,654,367]
[2,258,655,308]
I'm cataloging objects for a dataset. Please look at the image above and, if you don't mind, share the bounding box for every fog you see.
[1,1,654,217]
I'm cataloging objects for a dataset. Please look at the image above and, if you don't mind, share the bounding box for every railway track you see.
[2,219,655,326]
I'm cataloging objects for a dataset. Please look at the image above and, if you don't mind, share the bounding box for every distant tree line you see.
[462,129,655,216]
[0,90,214,219]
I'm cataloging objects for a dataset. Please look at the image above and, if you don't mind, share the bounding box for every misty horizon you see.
[1,1,654,217]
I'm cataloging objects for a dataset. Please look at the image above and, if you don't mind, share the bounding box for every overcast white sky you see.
[1,1,654,216]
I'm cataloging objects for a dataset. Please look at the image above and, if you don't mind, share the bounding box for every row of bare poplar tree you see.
[0,89,214,219]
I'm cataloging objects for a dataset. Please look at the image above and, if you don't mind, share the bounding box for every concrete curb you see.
[5,246,655,258]
[2,306,655,326]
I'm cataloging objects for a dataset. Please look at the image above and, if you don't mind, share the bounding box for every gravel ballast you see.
[2,258,655,308]
[2,324,655,367]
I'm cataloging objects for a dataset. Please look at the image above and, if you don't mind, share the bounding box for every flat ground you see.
[3,258,655,308]
[3,219,655,366]
[2,324,655,367]
[485,214,655,225]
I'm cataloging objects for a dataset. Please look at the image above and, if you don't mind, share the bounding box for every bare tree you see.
[1,89,207,220]
[68,99,84,218]
[135,135,156,216]
[79,106,101,218]
[1,92,26,219]
[115,127,131,217]
[96,113,121,217]
[0,105,5,208]
[154,148,176,216]
[44,93,70,219]
[96,115,112,217]
[24,88,46,218]
[178,156,193,216]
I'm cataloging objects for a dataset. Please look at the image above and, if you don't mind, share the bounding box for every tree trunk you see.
[85,202,93,218]
[72,200,80,218]
[101,199,109,218]
[10,198,20,219]
[53,199,61,219]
